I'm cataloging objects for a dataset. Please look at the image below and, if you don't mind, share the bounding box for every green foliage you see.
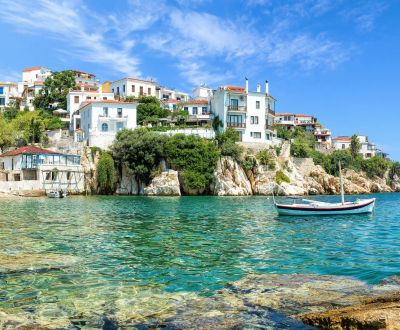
[2,107,19,121]
[361,156,390,178]
[171,105,189,125]
[0,116,15,151]
[288,127,316,158]
[212,115,223,132]
[112,128,168,186]
[97,153,116,194]
[256,150,276,169]
[38,110,65,130]
[275,126,292,140]
[165,134,219,191]
[274,145,282,156]
[215,128,242,160]
[350,134,361,159]
[241,155,257,172]
[33,70,78,110]
[389,162,400,180]
[137,96,170,124]
[122,96,137,102]
[274,170,290,184]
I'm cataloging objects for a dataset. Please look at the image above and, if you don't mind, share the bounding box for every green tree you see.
[215,128,242,160]
[350,134,361,159]
[97,152,116,194]
[361,156,390,178]
[165,134,219,191]
[137,96,170,125]
[112,128,168,188]
[33,70,78,110]
[212,115,223,132]
[256,149,276,169]
[171,104,189,125]
[0,116,15,151]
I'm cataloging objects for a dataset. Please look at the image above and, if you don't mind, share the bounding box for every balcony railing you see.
[227,105,247,112]
[227,122,246,128]
[266,108,275,115]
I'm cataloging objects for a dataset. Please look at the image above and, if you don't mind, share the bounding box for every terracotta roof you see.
[23,66,48,72]
[275,113,294,116]
[295,114,313,118]
[162,98,181,104]
[78,100,137,111]
[182,99,209,105]
[332,137,351,142]
[224,85,246,93]
[0,145,59,157]
[113,77,157,84]
[71,70,96,77]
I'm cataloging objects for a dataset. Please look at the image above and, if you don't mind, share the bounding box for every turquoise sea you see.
[1,193,399,327]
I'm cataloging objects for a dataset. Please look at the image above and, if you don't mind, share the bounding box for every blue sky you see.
[0,0,399,159]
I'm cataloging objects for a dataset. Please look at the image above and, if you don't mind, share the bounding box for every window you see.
[86,96,91,100]
[103,97,107,100]
[256,101,260,109]
[116,87,120,95]
[116,122,124,131]
[230,99,239,108]
[202,107,207,114]
[342,144,345,149]
[123,84,126,93]
[74,96,79,104]
[192,107,198,115]
[251,132,261,139]
[132,85,135,93]
[117,108,123,118]
[139,86,144,95]
[102,123,109,132]
[0,98,5,106]
[250,116,259,124]
[14,174,21,181]
[184,107,188,111]
[67,171,71,180]
[112,88,114,93]
[148,87,151,95]
[103,107,108,117]
[0,87,3,95]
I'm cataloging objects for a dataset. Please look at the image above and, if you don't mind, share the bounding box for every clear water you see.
[1,193,399,323]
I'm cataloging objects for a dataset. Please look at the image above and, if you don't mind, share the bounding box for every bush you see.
[241,155,257,172]
[165,134,219,191]
[361,156,390,178]
[216,128,243,160]
[274,170,290,184]
[97,153,116,194]
[256,150,276,169]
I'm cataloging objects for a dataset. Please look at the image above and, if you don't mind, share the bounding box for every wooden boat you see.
[274,161,376,216]
[47,190,67,198]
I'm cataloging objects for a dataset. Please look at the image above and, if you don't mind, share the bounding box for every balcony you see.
[227,105,247,112]
[266,108,275,115]
[98,115,128,122]
[227,122,246,128]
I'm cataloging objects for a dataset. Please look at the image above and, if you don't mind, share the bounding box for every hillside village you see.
[0,66,396,196]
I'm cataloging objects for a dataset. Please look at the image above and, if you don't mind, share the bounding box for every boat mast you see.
[339,161,345,205]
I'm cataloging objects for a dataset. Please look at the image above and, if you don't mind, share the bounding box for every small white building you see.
[71,70,99,92]
[294,114,317,131]
[211,79,277,144]
[193,84,213,100]
[0,82,19,107]
[111,78,157,98]
[274,113,295,127]
[78,100,137,149]
[182,99,212,123]
[314,126,332,147]
[332,135,379,159]
[156,86,189,102]
[0,145,83,194]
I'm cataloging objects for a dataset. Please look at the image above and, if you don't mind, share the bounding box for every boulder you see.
[143,170,181,196]
[212,157,252,196]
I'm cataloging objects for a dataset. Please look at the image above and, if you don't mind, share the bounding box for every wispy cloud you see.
[341,1,388,32]
[0,0,141,77]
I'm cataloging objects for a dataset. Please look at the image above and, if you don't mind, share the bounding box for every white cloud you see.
[342,2,388,32]
[0,0,141,77]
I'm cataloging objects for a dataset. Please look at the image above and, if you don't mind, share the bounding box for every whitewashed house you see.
[332,135,379,159]
[314,126,332,147]
[156,86,189,102]
[78,100,137,149]
[193,84,213,100]
[0,145,83,194]
[71,70,99,92]
[211,79,277,144]
[182,99,212,124]
[274,113,296,127]
[111,78,157,98]
[0,82,19,108]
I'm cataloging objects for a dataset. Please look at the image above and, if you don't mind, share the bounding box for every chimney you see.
[257,83,261,93]
[265,80,269,94]
[245,77,249,94]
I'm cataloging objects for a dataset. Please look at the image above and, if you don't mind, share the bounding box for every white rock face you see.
[143,170,181,196]
[212,157,252,196]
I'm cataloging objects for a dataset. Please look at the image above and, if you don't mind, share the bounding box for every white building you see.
[332,135,379,159]
[156,86,189,102]
[314,126,332,147]
[111,78,157,98]
[67,90,115,131]
[0,82,19,107]
[18,66,52,110]
[274,113,295,127]
[182,99,212,123]
[0,145,83,193]
[78,100,137,149]
[193,84,213,100]
[211,79,277,144]
[294,114,317,131]
[71,70,99,92]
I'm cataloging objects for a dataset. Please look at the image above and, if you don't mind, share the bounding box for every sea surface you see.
[1,193,399,327]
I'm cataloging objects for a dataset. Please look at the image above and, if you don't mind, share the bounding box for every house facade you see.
[182,99,212,123]
[71,70,99,92]
[332,135,378,159]
[193,84,213,100]
[211,80,277,144]
[0,82,18,107]
[111,78,157,98]
[156,86,189,102]
[78,100,137,149]
[0,145,83,193]
[314,126,332,147]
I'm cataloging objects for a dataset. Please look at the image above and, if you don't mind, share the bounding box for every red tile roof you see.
[224,85,246,93]
[332,137,351,142]
[78,100,137,111]
[0,145,59,157]
[295,114,313,118]
[71,70,96,77]
[182,99,209,105]
[275,113,294,116]
[23,66,48,72]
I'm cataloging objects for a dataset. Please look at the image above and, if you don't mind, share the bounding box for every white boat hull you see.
[275,198,376,216]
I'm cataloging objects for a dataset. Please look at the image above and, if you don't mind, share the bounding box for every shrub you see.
[361,156,390,178]
[216,128,243,160]
[274,170,290,185]
[241,155,257,172]
[256,150,276,169]
[97,152,116,194]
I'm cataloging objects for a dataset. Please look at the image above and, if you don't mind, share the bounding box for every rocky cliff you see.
[115,144,399,196]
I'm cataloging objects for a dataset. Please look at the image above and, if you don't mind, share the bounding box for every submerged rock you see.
[300,292,400,330]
